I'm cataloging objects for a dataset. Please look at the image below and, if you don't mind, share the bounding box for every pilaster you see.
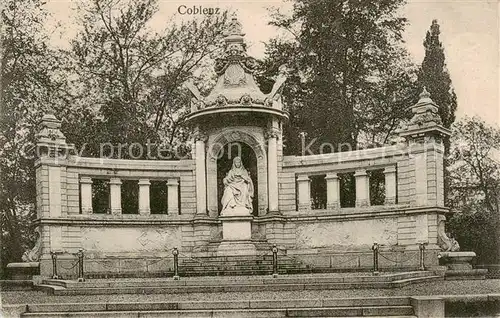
[80,177,93,214]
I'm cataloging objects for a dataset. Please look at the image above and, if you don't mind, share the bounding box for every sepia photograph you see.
[1,0,499,317]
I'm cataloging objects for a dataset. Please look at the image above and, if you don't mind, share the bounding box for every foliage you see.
[0,0,60,275]
[63,0,228,159]
[418,19,458,205]
[419,20,457,131]
[257,0,418,155]
[447,117,500,263]
[0,0,228,275]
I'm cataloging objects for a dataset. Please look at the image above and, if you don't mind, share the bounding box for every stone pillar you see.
[383,166,397,205]
[354,169,369,207]
[325,173,340,209]
[194,132,207,215]
[297,175,311,210]
[109,178,122,215]
[410,296,444,318]
[398,88,451,207]
[138,179,150,216]
[167,178,179,215]
[266,126,280,214]
[80,177,93,214]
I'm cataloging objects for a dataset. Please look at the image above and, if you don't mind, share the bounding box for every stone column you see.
[138,179,150,216]
[80,177,93,214]
[325,173,340,209]
[167,178,179,215]
[109,178,122,215]
[194,132,207,215]
[266,126,280,214]
[384,166,397,205]
[297,175,311,211]
[354,169,369,207]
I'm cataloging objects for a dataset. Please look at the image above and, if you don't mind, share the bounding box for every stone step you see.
[20,298,415,317]
[22,309,417,318]
[21,297,412,312]
[40,280,435,296]
[42,272,434,289]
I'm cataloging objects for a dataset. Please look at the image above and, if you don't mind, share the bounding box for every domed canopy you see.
[185,16,288,124]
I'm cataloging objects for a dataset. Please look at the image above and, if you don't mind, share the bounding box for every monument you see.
[20,16,462,279]
[218,156,256,255]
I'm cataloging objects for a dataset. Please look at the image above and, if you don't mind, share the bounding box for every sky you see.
[44,0,500,125]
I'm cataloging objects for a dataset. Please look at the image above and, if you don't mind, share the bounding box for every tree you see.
[447,117,500,264]
[419,20,457,131]
[418,20,458,206]
[257,0,417,155]
[0,0,59,276]
[64,0,228,159]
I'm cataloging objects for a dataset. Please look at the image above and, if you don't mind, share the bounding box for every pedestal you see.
[217,208,256,256]
[438,251,487,280]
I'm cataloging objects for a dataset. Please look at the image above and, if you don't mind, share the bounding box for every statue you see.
[22,228,42,262]
[437,215,460,252]
[221,157,254,215]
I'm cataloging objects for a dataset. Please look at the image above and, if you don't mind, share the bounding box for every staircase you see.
[178,254,302,276]
[20,297,417,317]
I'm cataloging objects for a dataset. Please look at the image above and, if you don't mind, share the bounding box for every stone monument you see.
[217,157,256,255]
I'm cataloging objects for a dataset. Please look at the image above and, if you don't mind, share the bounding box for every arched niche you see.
[217,142,258,215]
[206,128,267,217]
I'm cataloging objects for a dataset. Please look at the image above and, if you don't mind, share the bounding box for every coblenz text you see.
[178,5,220,15]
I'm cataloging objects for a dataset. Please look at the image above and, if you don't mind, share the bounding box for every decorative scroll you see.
[437,214,460,252]
[22,228,42,262]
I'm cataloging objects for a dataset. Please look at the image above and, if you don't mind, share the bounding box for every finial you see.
[420,86,430,98]
[417,86,434,105]
[224,14,244,37]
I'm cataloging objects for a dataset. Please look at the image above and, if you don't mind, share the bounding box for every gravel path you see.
[2,279,499,304]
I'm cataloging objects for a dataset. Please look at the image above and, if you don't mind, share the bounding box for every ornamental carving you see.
[22,227,42,262]
[437,215,460,252]
[223,16,244,37]
[193,131,208,143]
[410,109,442,127]
[265,127,281,140]
[240,94,252,105]
[216,94,228,107]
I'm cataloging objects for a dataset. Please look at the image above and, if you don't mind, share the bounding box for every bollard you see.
[77,248,85,282]
[172,247,180,280]
[418,242,426,271]
[50,251,59,279]
[272,244,278,278]
[372,242,379,275]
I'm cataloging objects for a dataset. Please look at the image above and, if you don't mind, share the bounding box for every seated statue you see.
[221,157,254,215]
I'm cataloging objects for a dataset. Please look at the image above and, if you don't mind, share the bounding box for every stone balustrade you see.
[294,165,398,211]
[280,144,423,213]
[35,156,195,219]
[79,175,180,216]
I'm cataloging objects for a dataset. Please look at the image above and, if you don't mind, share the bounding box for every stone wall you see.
[294,218,398,249]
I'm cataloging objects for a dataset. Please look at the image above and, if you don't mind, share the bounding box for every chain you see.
[59,260,79,270]
[178,252,208,266]
[145,258,167,267]
[378,252,419,264]
[329,255,363,267]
